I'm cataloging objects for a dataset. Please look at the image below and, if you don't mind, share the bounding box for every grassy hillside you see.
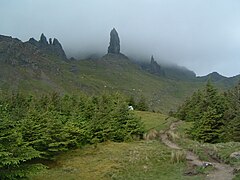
[62,56,206,112]
[1,36,239,113]
[0,52,206,112]
[2,53,240,113]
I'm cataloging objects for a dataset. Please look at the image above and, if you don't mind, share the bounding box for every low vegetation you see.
[176,81,240,143]
[175,121,240,179]
[30,111,204,180]
[0,92,144,179]
[1,80,239,179]
[30,141,204,180]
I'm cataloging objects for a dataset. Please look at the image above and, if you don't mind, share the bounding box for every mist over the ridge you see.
[1,0,240,77]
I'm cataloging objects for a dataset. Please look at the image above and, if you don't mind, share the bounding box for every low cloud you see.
[1,0,240,76]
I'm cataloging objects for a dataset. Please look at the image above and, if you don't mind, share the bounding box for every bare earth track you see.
[160,121,235,180]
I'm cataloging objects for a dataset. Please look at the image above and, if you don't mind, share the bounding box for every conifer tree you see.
[136,95,148,111]
[190,82,227,143]
[0,103,42,179]
[177,81,227,143]
[224,81,240,141]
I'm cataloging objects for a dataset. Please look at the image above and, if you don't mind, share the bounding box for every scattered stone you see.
[183,170,199,176]
[108,28,120,54]
[230,152,240,159]
[233,168,240,174]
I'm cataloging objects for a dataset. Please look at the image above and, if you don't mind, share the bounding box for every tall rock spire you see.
[28,33,67,60]
[151,55,155,63]
[149,55,165,76]
[108,28,120,54]
[52,38,67,59]
[39,33,48,45]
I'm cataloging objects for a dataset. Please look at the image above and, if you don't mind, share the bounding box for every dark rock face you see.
[39,33,48,45]
[108,28,120,54]
[28,33,67,60]
[49,38,52,45]
[0,35,17,42]
[29,38,39,47]
[52,38,67,59]
[0,35,44,66]
[149,56,165,76]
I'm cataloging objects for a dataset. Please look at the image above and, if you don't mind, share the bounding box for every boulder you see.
[230,152,240,159]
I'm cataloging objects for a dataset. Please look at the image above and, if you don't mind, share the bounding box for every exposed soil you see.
[160,121,235,180]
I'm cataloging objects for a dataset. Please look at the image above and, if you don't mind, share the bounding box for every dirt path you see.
[159,121,235,180]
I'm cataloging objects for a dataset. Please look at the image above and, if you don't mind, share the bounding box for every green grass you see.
[0,55,205,113]
[29,111,205,180]
[134,110,176,131]
[30,141,204,180]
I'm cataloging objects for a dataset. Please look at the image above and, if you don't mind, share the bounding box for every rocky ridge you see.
[28,33,67,60]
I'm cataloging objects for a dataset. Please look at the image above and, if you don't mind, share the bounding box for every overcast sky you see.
[1,0,240,77]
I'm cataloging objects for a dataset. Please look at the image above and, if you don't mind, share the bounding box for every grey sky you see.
[1,0,240,77]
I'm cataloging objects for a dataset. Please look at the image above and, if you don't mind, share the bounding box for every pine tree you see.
[177,81,227,143]
[176,90,203,121]
[224,81,240,142]
[136,95,148,111]
[190,82,227,143]
[0,104,42,179]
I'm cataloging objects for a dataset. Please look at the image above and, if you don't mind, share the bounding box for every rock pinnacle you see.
[108,28,120,54]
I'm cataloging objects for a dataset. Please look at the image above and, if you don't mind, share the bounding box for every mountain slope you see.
[0,33,239,112]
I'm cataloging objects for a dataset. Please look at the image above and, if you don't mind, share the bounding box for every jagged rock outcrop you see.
[28,38,39,46]
[0,33,67,67]
[0,35,18,42]
[28,33,67,60]
[39,33,48,45]
[140,55,198,80]
[141,56,165,76]
[52,38,67,59]
[149,56,164,76]
[49,38,52,45]
[108,28,120,54]
[0,35,44,66]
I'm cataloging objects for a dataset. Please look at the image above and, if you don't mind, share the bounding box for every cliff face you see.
[149,56,165,76]
[108,28,120,54]
[28,33,67,60]
[0,35,43,66]
[0,33,68,68]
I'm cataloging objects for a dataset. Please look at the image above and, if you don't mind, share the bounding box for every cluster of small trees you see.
[0,92,144,179]
[128,95,148,111]
[176,81,240,143]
